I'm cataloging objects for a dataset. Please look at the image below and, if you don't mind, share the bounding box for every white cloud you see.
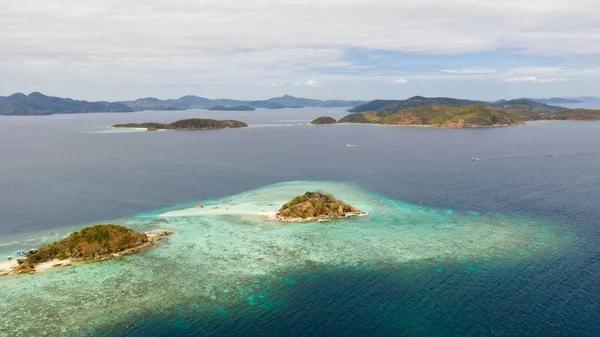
[538,78,566,83]
[505,76,539,82]
[388,79,408,84]
[306,80,318,87]
[0,0,600,99]
[441,68,497,75]
[504,76,566,83]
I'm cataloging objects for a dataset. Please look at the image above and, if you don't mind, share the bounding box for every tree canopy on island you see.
[278,191,362,220]
[339,103,600,127]
[16,224,149,273]
[113,118,248,130]
[311,116,337,124]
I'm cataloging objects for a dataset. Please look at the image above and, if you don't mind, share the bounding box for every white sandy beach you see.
[0,258,71,275]
[159,205,278,219]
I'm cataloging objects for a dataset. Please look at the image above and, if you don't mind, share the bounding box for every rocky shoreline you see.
[275,191,365,222]
[0,229,171,276]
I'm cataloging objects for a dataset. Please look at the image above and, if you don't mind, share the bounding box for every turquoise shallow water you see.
[0,181,571,336]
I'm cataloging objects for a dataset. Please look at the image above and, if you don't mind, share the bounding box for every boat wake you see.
[547,151,596,158]
[471,151,597,162]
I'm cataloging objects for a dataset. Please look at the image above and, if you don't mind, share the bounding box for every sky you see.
[1,0,599,101]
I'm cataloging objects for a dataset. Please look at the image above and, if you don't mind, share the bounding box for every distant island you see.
[571,96,600,103]
[208,105,255,111]
[276,191,365,222]
[0,224,170,276]
[0,92,365,115]
[341,96,600,127]
[113,118,248,131]
[529,97,584,104]
[543,109,600,120]
[311,116,337,125]
[3,92,599,119]
[119,94,364,111]
[0,92,133,116]
[119,97,187,111]
[492,99,566,113]
[348,96,481,113]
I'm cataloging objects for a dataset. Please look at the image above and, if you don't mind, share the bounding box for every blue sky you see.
[1,0,599,101]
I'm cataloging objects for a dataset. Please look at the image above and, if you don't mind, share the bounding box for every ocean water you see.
[0,108,599,336]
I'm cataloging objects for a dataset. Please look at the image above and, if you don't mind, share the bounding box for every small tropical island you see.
[311,116,337,125]
[0,224,170,276]
[208,105,255,111]
[113,118,248,131]
[276,191,365,222]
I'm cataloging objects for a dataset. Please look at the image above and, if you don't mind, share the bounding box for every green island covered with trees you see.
[347,96,567,114]
[113,118,248,131]
[311,116,337,125]
[3,224,169,275]
[276,191,364,222]
[339,100,600,128]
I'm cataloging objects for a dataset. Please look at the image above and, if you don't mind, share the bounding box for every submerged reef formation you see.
[0,182,571,336]
[113,118,248,131]
[1,224,169,276]
[277,191,363,221]
[310,116,337,125]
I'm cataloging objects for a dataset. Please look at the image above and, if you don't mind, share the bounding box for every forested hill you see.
[0,92,366,115]
[0,92,133,116]
[340,104,525,127]
[119,94,366,111]
[348,96,482,113]
[348,96,566,114]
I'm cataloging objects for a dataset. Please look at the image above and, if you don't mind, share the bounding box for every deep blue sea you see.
[1,107,600,336]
